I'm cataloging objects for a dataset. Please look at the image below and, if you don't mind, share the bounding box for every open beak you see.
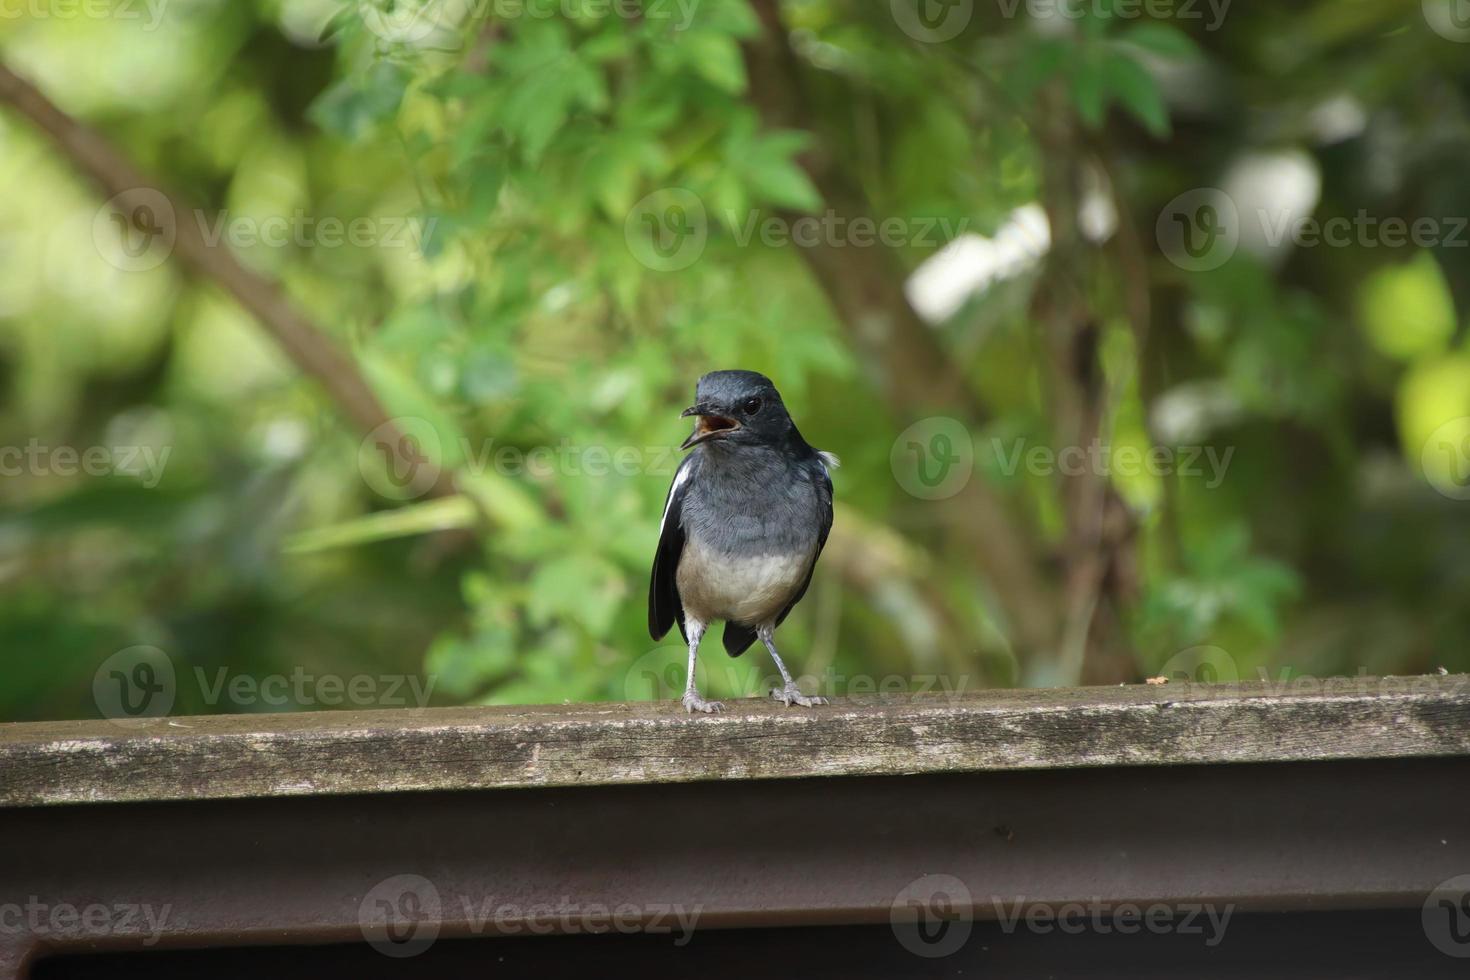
[680,403,741,450]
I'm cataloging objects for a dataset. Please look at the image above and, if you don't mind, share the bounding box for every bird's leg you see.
[759,625,828,708]
[681,618,724,714]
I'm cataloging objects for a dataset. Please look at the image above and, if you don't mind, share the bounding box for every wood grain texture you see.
[2,677,1467,807]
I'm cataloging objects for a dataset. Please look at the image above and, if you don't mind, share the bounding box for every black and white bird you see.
[648,370,837,713]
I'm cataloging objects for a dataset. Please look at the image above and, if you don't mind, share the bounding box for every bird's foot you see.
[682,692,725,714]
[771,684,828,708]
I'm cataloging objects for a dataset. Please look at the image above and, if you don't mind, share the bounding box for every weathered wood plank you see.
[1,676,1466,807]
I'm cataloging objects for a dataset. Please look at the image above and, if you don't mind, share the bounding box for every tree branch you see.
[0,62,456,500]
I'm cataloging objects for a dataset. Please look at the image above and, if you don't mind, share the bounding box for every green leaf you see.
[1119,23,1203,61]
[283,497,478,554]
[686,31,748,94]
[359,350,468,469]
[1006,37,1070,104]
[739,130,822,212]
[1104,51,1170,136]
[526,554,626,633]
[317,6,358,44]
[307,63,408,142]
[1069,49,1107,129]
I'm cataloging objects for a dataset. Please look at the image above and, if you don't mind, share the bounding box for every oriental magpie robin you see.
[648,370,837,713]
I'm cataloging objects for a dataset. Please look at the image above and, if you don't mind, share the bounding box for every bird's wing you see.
[773,454,835,629]
[648,455,694,642]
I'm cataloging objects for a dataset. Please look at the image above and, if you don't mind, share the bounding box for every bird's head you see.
[680,370,793,451]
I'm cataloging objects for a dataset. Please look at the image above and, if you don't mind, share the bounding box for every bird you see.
[648,370,837,713]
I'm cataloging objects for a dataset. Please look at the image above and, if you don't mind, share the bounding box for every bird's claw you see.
[771,684,828,708]
[682,692,725,714]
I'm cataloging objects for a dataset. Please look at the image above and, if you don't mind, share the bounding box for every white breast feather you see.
[678,539,810,625]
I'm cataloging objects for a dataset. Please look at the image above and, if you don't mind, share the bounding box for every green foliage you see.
[2,0,1468,722]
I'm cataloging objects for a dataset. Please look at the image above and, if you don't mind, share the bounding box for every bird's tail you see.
[722,622,757,657]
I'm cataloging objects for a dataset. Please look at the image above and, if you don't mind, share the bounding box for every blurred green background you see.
[2,0,1469,722]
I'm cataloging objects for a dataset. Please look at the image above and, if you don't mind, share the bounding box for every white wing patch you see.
[659,458,693,536]
[818,450,840,471]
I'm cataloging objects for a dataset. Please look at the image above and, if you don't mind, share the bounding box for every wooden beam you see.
[3,676,1467,807]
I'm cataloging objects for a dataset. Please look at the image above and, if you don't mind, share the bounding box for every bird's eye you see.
[742,397,762,415]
